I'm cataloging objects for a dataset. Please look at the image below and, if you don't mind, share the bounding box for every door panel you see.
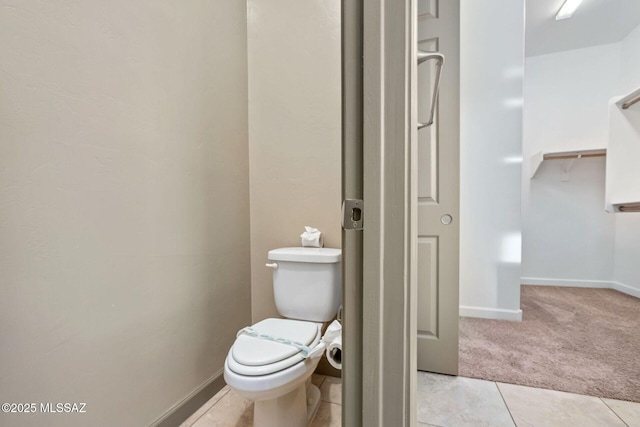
[417,236,438,338]
[418,0,438,18]
[416,0,460,375]
[417,38,439,204]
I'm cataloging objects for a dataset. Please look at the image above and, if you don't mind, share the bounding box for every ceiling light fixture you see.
[556,0,584,20]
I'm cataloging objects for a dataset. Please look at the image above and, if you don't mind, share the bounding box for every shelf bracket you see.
[561,154,581,182]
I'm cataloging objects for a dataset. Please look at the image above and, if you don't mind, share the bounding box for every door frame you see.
[363,0,418,424]
[342,0,418,426]
[341,0,364,426]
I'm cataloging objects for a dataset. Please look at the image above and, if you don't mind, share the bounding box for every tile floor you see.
[416,373,640,427]
[181,372,640,427]
[180,374,340,427]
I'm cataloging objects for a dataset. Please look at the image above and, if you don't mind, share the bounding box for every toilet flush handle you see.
[265,262,278,269]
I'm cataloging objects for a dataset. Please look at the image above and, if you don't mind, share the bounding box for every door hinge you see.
[342,199,363,230]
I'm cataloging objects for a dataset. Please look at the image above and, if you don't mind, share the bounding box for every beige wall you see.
[0,1,250,426]
[247,0,342,322]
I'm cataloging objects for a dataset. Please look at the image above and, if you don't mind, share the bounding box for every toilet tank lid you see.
[268,247,341,263]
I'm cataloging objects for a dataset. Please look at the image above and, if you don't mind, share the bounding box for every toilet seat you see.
[228,318,321,376]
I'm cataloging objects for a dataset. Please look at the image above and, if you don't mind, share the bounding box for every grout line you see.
[187,387,231,427]
[600,398,630,427]
[495,382,519,427]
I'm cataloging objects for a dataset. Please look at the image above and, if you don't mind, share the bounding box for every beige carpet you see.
[459,285,640,402]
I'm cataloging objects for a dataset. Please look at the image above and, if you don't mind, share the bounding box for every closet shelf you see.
[617,87,640,110]
[530,148,607,179]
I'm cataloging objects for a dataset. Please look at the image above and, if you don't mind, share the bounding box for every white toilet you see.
[224,247,342,427]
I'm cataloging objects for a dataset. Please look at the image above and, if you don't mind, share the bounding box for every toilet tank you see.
[267,247,342,322]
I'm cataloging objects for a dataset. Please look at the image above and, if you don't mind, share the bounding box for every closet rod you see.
[618,87,640,110]
[617,203,640,213]
[621,95,640,110]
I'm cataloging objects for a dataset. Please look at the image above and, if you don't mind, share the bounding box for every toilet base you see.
[253,382,321,427]
[305,383,321,423]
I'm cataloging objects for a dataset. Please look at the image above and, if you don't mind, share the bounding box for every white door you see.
[416,0,460,375]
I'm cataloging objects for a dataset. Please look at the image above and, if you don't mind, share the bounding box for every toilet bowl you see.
[224,318,324,427]
[223,247,342,427]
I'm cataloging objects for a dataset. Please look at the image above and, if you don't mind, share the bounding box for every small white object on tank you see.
[300,226,324,248]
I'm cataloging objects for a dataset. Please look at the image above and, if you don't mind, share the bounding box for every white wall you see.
[523,44,621,154]
[620,23,640,94]
[606,100,640,211]
[247,0,341,323]
[612,23,640,295]
[459,0,525,320]
[523,157,615,283]
[522,27,640,297]
[0,2,251,426]
[613,216,640,295]
[522,44,620,285]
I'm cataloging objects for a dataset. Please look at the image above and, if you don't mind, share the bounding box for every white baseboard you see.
[459,305,523,321]
[611,281,640,299]
[520,277,612,288]
[461,279,640,322]
[521,277,640,299]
